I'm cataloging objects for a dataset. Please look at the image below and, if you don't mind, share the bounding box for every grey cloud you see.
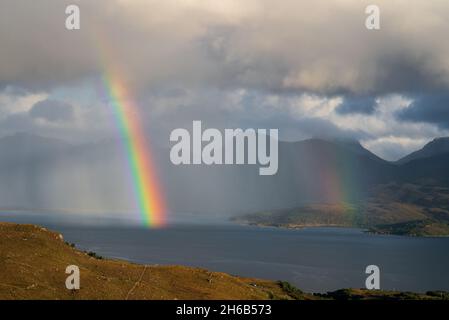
[0,85,29,97]
[142,89,367,146]
[2,0,449,162]
[1,1,449,96]
[336,96,377,115]
[0,113,34,133]
[372,53,448,94]
[366,141,416,162]
[29,99,74,122]
[398,94,449,128]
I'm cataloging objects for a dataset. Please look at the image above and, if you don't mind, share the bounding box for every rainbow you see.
[93,30,167,227]
[101,73,167,227]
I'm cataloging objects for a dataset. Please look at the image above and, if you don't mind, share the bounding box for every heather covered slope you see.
[233,183,449,236]
[0,222,300,300]
[232,138,449,236]
[1,222,447,300]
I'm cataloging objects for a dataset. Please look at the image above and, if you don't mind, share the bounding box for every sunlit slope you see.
[233,183,449,236]
[0,222,298,300]
[1,222,447,300]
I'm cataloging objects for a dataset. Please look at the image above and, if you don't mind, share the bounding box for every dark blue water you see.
[2,213,449,293]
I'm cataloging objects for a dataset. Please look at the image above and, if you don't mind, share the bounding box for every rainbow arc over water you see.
[95,34,167,227]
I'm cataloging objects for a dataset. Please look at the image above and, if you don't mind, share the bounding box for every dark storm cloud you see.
[140,88,366,146]
[0,86,29,97]
[1,0,449,96]
[29,99,74,122]
[372,53,448,94]
[398,94,449,128]
[336,96,377,115]
[0,0,448,162]
[0,113,33,133]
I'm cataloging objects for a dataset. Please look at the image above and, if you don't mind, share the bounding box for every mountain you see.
[331,138,386,163]
[162,138,396,214]
[229,139,449,236]
[397,152,449,186]
[233,182,449,236]
[397,137,449,164]
[0,132,449,231]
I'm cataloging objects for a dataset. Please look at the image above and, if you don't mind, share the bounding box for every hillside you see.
[0,222,301,300]
[1,222,448,300]
[232,137,449,236]
[233,183,449,236]
[397,137,449,164]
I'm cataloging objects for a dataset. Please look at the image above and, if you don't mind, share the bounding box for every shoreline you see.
[1,221,449,300]
[233,220,449,238]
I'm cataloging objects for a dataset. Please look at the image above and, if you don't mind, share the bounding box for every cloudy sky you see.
[1,0,449,160]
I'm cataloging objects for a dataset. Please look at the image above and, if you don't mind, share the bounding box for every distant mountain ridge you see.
[397,137,449,164]
[231,136,449,236]
[0,132,449,222]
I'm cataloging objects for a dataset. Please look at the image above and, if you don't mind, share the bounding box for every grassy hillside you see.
[1,222,447,300]
[232,183,449,236]
[0,222,303,300]
[317,288,449,300]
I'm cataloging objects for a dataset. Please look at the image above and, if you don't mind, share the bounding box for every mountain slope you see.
[162,138,396,214]
[0,133,448,220]
[397,152,449,186]
[0,222,299,300]
[397,137,449,164]
[1,222,447,300]
[233,182,449,236]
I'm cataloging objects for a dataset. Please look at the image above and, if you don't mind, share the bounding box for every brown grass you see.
[0,222,300,300]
